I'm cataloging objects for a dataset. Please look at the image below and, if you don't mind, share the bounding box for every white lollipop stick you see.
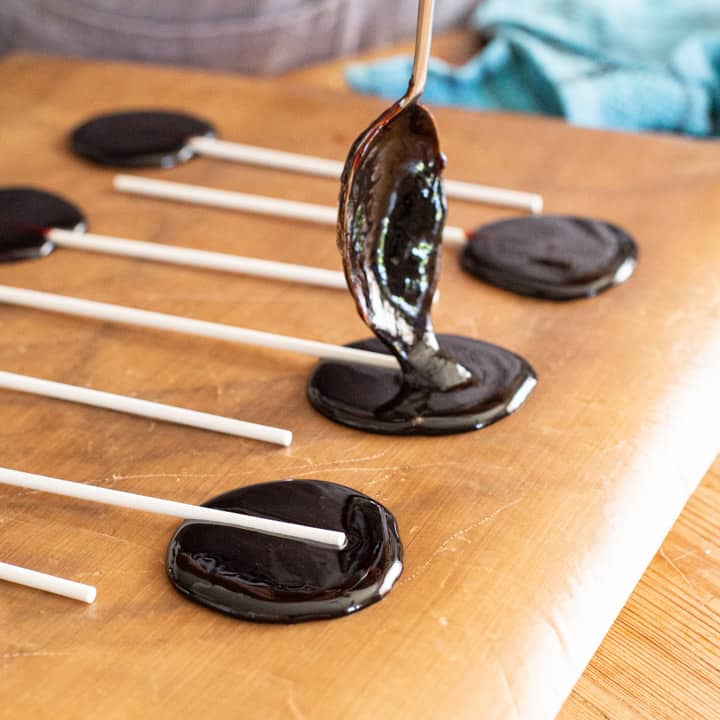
[114,175,469,246]
[0,371,292,446]
[0,467,346,548]
[47,228,347,290]
[0,560,96,603]
[443,178,543,214]
[188,137,345,178]
[0,285,398,371]
[186,136,543,213]
[115,175,338,225]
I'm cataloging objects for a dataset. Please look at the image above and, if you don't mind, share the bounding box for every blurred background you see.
[0,0,475,74]
[1,1,718,136]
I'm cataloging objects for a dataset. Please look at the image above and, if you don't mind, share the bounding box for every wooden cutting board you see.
[0,54,718,720]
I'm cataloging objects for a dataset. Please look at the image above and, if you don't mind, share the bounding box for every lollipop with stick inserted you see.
[0,467,403,622]
[69,110,542,213]
[307,0,536,435]
[115,174,637,301]
[0,187,346,289]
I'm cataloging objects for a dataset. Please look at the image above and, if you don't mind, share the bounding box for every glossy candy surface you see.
[167,480,403,623]
[70,110,215,168]
[462,215,638,300]
[309,334,536,435]
[309,99,536,434]
[0,187,85,262]
[337,100,472,392]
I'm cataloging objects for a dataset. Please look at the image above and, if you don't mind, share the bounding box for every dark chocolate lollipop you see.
[167,479,403,623]
[0,186,347,288]
[69,110,541,211]
[0,187,85,262]
[71,110,215,168]
[307,0,536,435]
[461,215,638,300]
[113,174,636,301]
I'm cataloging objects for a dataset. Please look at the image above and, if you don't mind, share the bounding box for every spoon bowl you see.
[338,99,472,390]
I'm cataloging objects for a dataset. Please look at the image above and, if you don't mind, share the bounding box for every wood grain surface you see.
[284,33,720,719]
[0,54,719,720]
[560,459,720,719]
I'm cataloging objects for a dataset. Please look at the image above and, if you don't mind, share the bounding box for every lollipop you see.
[461,215,637,300]
[1,468,403,622]
[0,187,345,289]
[0,467,345,548]
[70,110,542,213]
[168,479,403,622]
[115,175,638,301]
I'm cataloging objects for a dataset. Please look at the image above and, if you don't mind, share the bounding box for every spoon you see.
[306,1,536,435]
[337,0,471,392]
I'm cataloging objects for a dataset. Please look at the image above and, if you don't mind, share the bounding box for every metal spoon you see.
[337,0,471,392]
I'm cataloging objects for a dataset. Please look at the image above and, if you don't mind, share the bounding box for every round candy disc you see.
[0,187,86,262]
[167,479,403,623]
[70,110,216,168]
[461,215,638,300]
[308,334,536,436]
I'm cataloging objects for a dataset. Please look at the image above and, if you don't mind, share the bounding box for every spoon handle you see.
[406,0,436,103]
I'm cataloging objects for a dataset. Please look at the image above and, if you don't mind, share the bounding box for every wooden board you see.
[0,54,719,720]
[560,458,720,719]
[281,33,720,719]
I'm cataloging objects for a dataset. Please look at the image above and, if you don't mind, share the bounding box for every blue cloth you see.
[346,0,720,136]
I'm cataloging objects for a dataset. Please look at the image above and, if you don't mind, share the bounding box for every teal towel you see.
[346,0,720,136]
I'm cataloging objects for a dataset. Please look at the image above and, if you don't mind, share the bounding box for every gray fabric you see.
[0,1,476,74]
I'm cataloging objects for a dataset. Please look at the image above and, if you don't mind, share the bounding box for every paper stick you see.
[47,228,347,289]
[186,136,543,213]
[0,285,399,370]
[0,560,96,603]
[0,467,347,548]
[114,175,469,245]
[0,370,292,446]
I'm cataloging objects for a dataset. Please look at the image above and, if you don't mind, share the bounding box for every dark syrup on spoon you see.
[166,479,403,623]
[0,188,85,262]
[70,110,216,168]
[338,100,470,391]
[307,100,536,434]
[461,215,638,300]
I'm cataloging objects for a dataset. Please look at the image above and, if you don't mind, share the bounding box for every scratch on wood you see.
[107,454,467,484]
[494,662,524,720]
[574,693,612,720]
[406,498,523,583]
[700,594,718,610]
[286,685,307,720]
[659,548,700,598]
[1,651,68,660]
